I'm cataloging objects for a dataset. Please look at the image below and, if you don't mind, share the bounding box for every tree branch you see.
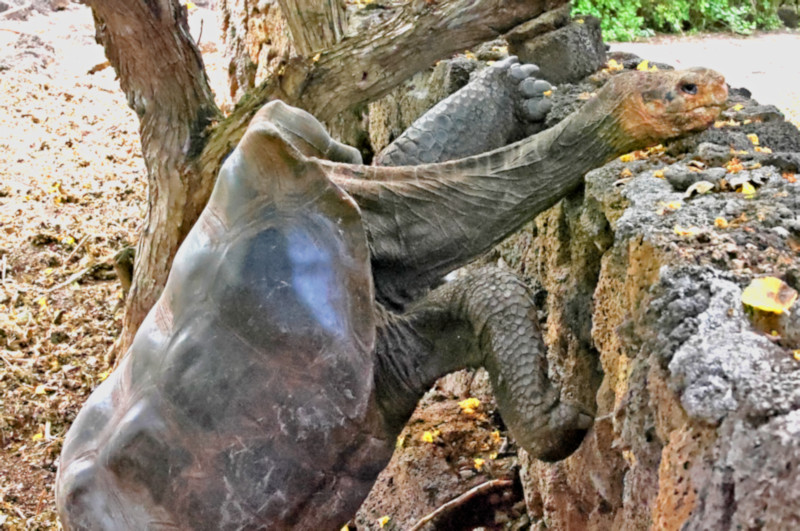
[303,0,567,120]
[206,0,567,147]
[277,0,346,56]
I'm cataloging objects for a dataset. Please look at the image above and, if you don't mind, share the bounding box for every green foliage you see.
[573,0,783,41]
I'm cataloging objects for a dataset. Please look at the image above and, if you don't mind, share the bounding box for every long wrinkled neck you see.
[323,94,634,306]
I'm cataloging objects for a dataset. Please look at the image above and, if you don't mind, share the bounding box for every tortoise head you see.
[606,67,728,147]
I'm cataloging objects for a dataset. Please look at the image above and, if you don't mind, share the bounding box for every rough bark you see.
[277,0,345,56]
[85,0,220,358]
[301,0,566,121]
[97,0,567,356]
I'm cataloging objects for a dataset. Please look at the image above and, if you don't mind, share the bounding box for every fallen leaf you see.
[685,180,715,198]
[737,182,756,197]
[714,217,729,229]
[741,277,798,314]
[474,458,486,471]
[606,59,623,72]
[725,158,744,174]
[636,60,658,72]
[673,225,701,237]
[746,133,760,146]
[378,516,390,528]
[732,103,744,111]
[653,169,665,179]
[783,172,797,183]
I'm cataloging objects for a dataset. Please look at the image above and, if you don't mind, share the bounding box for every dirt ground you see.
[0,2,798,529]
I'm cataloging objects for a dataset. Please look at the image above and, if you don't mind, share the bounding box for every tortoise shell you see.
[57,109,391,529]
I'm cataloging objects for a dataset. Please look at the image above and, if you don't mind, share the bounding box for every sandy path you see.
[611,31,800,127]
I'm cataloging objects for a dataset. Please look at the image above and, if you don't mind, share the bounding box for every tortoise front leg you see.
[374,265,592,461]
[375,56,554,166]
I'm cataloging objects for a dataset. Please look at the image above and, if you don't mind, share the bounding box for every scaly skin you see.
[376,56,554,166]
[56,68,727,530]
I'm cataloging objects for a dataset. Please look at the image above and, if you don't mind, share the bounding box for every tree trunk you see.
[86,0,221,360]
[98,0,568,359]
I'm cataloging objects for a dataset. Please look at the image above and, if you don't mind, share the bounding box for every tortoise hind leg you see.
[374,265,592,461]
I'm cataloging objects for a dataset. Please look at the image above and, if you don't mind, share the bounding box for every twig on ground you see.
[64,234,91,264]
[45,262,95,293]
[408,478,514,531]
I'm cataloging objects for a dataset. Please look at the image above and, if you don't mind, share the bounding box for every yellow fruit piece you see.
[741,277,798,315]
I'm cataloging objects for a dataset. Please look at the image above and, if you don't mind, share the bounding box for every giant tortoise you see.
[56,61,728,529]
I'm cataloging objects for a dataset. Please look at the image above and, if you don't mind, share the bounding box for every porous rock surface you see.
[359,59,800,529]
[502,90,800,528]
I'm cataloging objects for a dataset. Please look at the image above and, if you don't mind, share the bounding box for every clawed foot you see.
[491,55,554,130]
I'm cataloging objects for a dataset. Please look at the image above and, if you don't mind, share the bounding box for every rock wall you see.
[504,96,800,528]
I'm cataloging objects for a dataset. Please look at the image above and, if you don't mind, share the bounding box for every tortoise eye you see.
[681,83,698,95]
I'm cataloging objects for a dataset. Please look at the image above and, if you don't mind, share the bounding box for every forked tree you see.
[86,0,567,358]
